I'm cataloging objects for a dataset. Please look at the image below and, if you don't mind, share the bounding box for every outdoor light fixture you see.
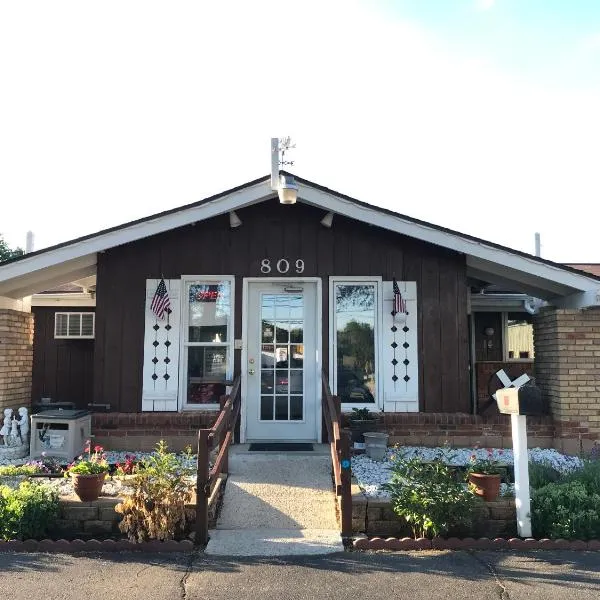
[277,174,298,205]
[320,211,334,228]
[229,210,242,228]
[271,137,298,205]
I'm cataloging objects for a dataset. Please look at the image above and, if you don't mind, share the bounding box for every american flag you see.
[392,277,407,316]
[150,278,171,320]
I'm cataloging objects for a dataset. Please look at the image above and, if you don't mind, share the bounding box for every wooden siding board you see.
[457,275,471,412]
[95,199,469,413]
[32,307,94,409]
[439,257,460,412]
[420,254,442,412]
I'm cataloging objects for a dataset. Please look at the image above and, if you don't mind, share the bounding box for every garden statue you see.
[0,408,13,445]
[0,406,30,459]
[17,407,29,438]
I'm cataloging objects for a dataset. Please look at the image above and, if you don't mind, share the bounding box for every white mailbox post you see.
[496,388,532,538]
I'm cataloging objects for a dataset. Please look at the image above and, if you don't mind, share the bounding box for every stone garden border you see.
[0,539,195,553]
[353,537,600,551]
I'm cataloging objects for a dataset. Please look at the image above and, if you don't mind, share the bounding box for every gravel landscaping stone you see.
[352,446,585,498]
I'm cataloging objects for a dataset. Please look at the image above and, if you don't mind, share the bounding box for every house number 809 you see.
[261,259,304,274]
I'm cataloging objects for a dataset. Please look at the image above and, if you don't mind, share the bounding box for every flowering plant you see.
[115,454,137,476]
[65,441,109,476]
[466,448,504,476]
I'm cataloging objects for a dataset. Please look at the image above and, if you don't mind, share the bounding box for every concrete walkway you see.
[205,445,343,556]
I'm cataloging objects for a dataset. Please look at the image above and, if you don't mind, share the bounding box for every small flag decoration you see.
[392,277,407,317]
[150,278,171,320]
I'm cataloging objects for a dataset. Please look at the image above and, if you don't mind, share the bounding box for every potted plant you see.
[466,448,504,501]
[65,441,110,501]
[347,407,379,444]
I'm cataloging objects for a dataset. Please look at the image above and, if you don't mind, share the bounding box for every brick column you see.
[0,309,34,412]
[533,307,600,452]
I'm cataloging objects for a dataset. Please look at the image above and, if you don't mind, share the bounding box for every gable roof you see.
[1,173,599,307]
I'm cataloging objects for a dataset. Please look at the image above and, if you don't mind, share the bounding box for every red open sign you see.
[195,290,220,301]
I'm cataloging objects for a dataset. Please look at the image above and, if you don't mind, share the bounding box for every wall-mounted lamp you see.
[277,174,298,205]
[271,137,298,205]
[229,210,242,228]
[320,211,334,228]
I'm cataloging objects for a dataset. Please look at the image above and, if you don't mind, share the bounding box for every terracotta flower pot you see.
[71,472,106,502]
[468,472,501,501]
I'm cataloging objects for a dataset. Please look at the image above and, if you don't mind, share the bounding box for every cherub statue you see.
[9,418,20,446]
[0,408,13,446]
[17,407,29,438]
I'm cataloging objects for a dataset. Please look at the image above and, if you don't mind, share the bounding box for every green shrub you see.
[0,482,60,540]
[531,481,600,540]
[0,465,41,477]
[528,461,561,489]
[382,457,476,539]
[564,460,600,495]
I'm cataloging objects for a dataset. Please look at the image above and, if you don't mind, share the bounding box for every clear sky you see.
[1,1,599,262]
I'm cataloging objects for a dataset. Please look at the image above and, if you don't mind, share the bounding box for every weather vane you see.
[278,136,295,167]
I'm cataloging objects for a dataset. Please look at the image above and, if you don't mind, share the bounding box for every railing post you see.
[196,429,211,546]
[218,394,229,474]
[339,428,353,537]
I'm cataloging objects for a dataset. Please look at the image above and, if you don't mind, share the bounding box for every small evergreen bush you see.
[0,482,59,540]
[382,457,476,539]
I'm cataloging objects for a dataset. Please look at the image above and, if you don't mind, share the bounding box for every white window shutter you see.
[142,279,181,412]
[382,281,419,412]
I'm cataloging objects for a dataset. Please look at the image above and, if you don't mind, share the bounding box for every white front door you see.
[244,280,319,442]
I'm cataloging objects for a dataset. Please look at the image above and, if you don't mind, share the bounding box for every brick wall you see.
[92,412,218,451]
[352,484,516,538]
[0,309,34,412]
[534,307,600,450]
[344,412,556,449]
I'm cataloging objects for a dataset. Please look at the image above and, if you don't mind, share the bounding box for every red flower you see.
[94,445,103,453]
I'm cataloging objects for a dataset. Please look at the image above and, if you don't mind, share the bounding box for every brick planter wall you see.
[92,412,217,451]
[0,309,33,412]
[534,307,600,453]
[51,475,226,539]
[343,413,555,449]
[352,484,516,538]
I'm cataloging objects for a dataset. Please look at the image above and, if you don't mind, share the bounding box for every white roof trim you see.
[0,175,598,302]
[297,183,599,294]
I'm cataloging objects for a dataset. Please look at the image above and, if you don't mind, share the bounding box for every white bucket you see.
[363,432,389,461]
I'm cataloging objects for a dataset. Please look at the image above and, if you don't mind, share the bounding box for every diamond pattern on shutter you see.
[382,281,419,413]
[142,279,181,412]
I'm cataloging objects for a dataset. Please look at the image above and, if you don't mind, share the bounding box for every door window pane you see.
[335,284,376,404]
[261,396,274,420]
[290,396,303,420]
[260,292,305,421]
[275,395,288,420]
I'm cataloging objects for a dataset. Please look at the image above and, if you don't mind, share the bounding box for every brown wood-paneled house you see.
[1,174,600,449]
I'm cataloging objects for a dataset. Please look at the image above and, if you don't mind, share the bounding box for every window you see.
[331,279,380,405]
[473,311,534,362]
[182,277,234,406]
[54,312,95,339]
[506,313,534,360]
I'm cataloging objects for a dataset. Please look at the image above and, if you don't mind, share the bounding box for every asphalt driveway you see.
[0,550,598,600]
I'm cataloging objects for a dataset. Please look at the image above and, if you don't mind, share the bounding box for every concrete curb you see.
[353,536,600,551]
[0,539,195,553]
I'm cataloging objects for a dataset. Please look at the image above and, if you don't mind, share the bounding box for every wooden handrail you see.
[195,375,241,546]
[322,370,352,537]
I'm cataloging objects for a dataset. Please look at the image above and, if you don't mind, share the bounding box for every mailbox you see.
[496,385,546,416]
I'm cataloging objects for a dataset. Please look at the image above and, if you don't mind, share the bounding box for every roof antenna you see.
[271,137,298,205]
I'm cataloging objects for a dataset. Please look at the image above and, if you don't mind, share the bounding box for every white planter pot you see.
[363,432,389,461]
